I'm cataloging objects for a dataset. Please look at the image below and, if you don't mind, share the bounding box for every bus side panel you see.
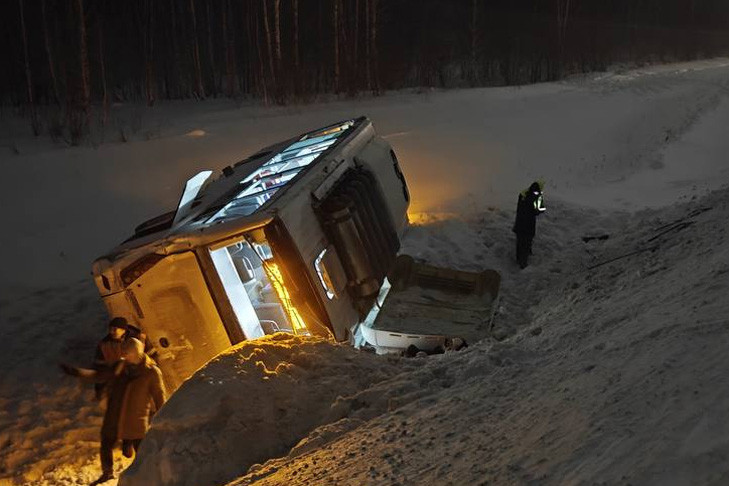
[278,198,360,341]
[129,251,232,391]
[100,291,138,329]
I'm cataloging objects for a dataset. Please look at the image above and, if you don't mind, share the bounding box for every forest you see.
[3,0,729,143]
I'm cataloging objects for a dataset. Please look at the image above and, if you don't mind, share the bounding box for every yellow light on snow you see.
[407,211,459,226]
[264,261,307,334]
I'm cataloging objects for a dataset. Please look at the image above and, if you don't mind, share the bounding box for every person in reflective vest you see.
[512,181,546,269]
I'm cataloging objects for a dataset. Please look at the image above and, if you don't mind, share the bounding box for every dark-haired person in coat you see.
[513,181,546,269]
[97,338,166,482]
[93,317,129,400]
[62,338,166,484]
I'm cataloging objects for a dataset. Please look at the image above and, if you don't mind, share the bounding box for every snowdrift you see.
[122,188,729,486]
[226,190,729,486]
[118,334,421,486]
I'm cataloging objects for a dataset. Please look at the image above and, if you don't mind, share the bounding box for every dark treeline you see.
[3,0,729,142]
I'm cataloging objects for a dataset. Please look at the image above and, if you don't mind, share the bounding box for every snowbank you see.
[120,187,729,486]
[216,188,729,486]
[119,334,421,486]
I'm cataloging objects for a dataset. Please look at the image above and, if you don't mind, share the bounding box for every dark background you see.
[4,0,729,141]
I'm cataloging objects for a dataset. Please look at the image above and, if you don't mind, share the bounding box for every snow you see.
[120,334,420,486]
[2,58,729,485]
[3,58,729,291]
[127,191,729,486]
[0,281,133,485]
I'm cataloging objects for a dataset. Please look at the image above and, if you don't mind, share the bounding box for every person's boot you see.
[122,440,135,458]
[90,471,115,485]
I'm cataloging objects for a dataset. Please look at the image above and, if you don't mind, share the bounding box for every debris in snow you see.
[185,129,206,138]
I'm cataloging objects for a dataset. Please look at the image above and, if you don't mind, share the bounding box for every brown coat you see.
[102,356,166,440]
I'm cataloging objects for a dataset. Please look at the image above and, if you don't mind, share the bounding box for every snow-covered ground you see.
[220,195,729,486]
[1,58,729,485]
[2,58,729,291]
[118,192,729,486]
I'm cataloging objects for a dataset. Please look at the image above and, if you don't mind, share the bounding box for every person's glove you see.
[59,363,81,377]
[94,385,105,401]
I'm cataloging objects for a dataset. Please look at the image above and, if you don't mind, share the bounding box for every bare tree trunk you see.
[261,0,276,86]
[206,0,217,95]
[333,0,340,93]
[97,12,109,125]
[340,0,353,94]
[689,0,697,57]
[273,0,281,69]
[254,3,269,104]
[245,0,254,95]
[556,0,572,64]
[317,0,324,93]
[630,0,641,59]
[144,0,156,106]
[370,0,379,94]
[76,0,91,124]
[222,0,236,97]
[189,0,206,99]
[354,0,359,76]
[365,0,371,91]
[293,0,299,69]
[18,0,33,106]
[169,0,182,98]
[470,0,478,84]
[19,0,39,134]
[41,0,61,107]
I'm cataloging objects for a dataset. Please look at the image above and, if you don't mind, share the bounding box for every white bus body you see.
[92,117,410,390]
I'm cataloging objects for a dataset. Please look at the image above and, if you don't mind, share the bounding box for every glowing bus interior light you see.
[263,261,308,334]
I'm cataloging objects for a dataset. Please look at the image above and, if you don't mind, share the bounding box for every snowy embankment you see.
[2,59,729,485]
[120,335,422,486]
[123,189,729,486]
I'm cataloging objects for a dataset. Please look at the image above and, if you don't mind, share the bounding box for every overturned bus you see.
[92,117,499,391]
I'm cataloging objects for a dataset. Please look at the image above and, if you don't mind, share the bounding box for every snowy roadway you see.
[1,59,729,485]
